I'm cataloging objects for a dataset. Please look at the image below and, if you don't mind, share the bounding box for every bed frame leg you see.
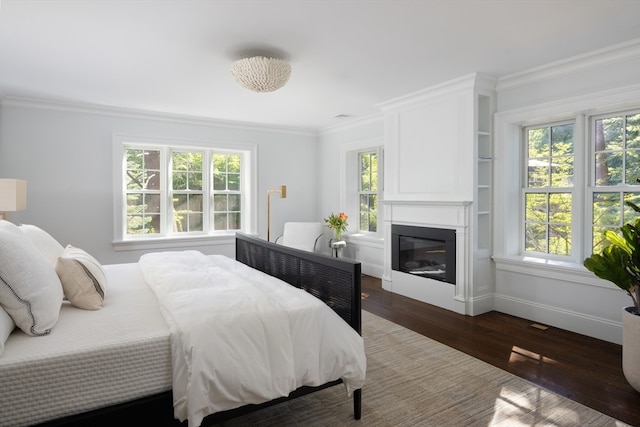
[353,389,362,420]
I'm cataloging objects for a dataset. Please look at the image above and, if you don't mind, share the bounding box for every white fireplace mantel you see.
[382,200,474,315]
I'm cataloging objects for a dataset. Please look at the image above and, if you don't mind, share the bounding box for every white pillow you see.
[19,223,65,268]
[0,220,63,336]
[0,305,15,355]
[56,245,107,310]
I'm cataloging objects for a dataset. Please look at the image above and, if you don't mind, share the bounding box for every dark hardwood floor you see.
[360,274,640,427]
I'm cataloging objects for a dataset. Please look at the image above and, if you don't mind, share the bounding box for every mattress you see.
[0,262,172,427]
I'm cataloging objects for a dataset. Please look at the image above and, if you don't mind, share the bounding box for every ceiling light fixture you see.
[230,56,291,93]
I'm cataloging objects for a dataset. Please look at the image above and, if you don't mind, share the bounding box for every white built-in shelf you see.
[474,92,493,289]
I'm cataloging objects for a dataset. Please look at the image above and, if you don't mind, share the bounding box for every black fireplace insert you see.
[391,225,456,285]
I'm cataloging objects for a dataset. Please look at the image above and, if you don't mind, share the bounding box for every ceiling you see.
[1,0,639,131]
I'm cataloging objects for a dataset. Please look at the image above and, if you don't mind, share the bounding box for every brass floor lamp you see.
[266,185,286,241]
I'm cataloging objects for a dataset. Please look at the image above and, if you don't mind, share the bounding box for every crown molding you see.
[318,111,384,135]
[0,96,318,137]
[496,38,640,92]
[375,72,497,112]
[494,83,640,124]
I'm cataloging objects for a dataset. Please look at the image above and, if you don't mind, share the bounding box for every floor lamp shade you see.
[0,179,27,220]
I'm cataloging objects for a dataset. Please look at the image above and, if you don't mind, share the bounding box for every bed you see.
[0,223,365,427]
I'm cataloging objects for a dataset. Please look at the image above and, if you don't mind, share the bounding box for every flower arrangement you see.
[324,212,349,241]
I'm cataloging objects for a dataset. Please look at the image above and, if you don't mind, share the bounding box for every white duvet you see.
[139,250,366,427]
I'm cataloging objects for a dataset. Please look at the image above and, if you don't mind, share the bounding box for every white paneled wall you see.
[319,40,640,344]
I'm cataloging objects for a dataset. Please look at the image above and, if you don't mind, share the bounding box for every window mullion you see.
[161,147,171,236]
[573,114,586,262]
[203,151,211,233]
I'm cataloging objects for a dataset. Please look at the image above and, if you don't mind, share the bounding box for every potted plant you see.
[584,201,640,393]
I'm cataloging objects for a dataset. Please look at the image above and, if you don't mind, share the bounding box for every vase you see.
[623,306,640,393]
[335,230,342,241]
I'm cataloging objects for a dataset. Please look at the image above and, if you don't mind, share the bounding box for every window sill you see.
[112,233,243,252]
[344,233,384,248]
[492,254,616,289]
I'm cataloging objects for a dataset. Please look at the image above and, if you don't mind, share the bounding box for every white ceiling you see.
[1,0,639,131]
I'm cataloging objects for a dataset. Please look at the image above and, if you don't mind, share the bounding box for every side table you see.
[331,240,346,258]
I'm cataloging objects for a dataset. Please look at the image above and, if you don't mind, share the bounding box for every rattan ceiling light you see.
[230,56,291,92]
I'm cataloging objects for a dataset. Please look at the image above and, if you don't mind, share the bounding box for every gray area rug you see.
[216,310,628,426]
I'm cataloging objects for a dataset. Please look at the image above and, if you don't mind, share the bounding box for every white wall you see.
[318,39,640,344]
[493,39,640,344]
[2,39,638,344]
[0,100,318,264]
[378,74,479,203]
[317,116,385,275]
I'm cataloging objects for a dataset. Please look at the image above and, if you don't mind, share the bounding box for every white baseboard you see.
[361,262,383,279]
[464,293,494,316]
[493,294,623,345]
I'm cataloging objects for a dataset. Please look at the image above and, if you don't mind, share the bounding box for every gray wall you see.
[0,101,318,264]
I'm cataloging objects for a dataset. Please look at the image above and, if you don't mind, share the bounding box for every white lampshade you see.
[230,56,291,92]
[0,179,27,214]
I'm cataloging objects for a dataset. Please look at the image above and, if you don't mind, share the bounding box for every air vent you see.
[530,323,549,331]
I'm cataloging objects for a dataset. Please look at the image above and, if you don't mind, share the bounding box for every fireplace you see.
[383,201,476,314]
[392,225,456,285]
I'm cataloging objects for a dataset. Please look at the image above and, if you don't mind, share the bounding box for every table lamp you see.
[0,179,27,221]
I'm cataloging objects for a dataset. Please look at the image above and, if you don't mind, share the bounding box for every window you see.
[212,153,242,231]
[358,151,379,233]
[171,151,204,232]
[523,122,574,256]
[125,148,162,235]
[340,138,384,240]
[521,110,640,260]
[591,112,640,253]
[115,136,256,247]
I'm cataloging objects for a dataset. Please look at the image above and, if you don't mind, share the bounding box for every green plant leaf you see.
[584,247,635,293]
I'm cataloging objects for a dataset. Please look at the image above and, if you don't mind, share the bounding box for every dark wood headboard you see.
[235,232,362,334]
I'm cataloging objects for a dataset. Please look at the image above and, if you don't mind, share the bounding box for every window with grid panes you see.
[521,110,640,260]
[523,122,574,256]
[212,154,242,231]
[358,150,379,233]
[125,148,162,235]
[171,151,204,232]
[123,145,246,238]
[591,111,640,254]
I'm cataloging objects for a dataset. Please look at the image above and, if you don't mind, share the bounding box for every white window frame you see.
[341,137,384,240]
[587,109,640,253]
[357,148,382,234]
[112,134,257,251]
[520,110,640,262]
[170,149,206,234]
[521,118,579,261]
[493,88,640,283]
